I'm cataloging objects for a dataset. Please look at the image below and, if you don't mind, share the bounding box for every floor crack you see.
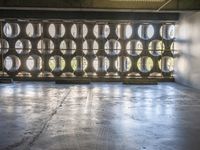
[28,89,71,148]
[3,89,71,150]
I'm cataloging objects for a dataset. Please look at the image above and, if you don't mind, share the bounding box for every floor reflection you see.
[0,82,200,150]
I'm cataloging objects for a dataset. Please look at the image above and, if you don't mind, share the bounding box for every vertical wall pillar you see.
[74,22,85,76]
[118,23,127,76]
[107,23,118,76]
[96,23,107,76]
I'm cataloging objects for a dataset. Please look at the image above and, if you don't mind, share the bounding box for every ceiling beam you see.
[0,9,179,21]
[0,0,199,11]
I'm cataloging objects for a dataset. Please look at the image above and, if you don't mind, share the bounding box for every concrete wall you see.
[175,12,200,89]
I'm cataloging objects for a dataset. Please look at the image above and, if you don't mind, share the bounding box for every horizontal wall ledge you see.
[10,77,175,82]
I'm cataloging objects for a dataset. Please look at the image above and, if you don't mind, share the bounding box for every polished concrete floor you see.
[0,82,200,150]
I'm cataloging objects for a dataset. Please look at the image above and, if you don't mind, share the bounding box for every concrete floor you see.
[0,82,200,150]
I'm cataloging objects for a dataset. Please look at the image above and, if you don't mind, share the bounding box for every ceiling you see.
[0,0,199,11]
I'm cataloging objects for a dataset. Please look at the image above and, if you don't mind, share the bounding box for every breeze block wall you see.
[0,19,177,80]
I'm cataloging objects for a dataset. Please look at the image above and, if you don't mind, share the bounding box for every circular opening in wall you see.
[105,39,121,55]
[83,40,98,54]
[37,39,54,54]
[93,24,110,38]
[83,24,88,38]
[71,24,77,38]
[49,23,65,38]
[60,39,76,55]
[4,55,21,71]
[115,57,132,72]
[15,39,32,54]
[148,40,165,56]
[93,56,109,71]
[159,56,174,72]
[138,24,154,40]
[0,39,9,54]
[26,55,42,71]
[71,56,87,71]
[137,56,153,73]
[26,23,42,37]
[104,25,110,38]
[71,24,88,38]
[170,42,180,55]
[49,56,65,71]
[126,24,132,39]
[116,24,122,39]
[126,40,143,56]
[3,23,20,38]
[160,24,175,40]
[93,24,99,38]
[116,24,132,39]
[26,56,34,71]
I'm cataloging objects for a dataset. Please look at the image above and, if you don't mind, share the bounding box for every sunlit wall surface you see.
[0,20,176,79]
[175,12,200,89]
